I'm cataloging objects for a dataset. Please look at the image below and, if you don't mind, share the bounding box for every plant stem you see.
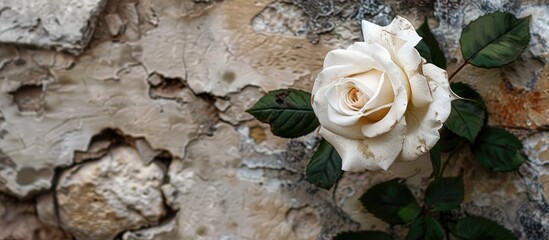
[441,149,460,176]
[448,60,469,81]
[331,177,340,203]
[440,212,452,240]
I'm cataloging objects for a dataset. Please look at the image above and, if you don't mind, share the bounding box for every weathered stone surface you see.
[0,42,202,198]
[219,86,264,125]
[131,0,333,97]
[156,124,362,240]
[0,0,547,239]
[0,0,106,55]
[56,146,167,240]
[0,193,71,240]
[35,192,59,228]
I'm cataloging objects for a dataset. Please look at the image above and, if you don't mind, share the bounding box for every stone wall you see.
[0,0,547,239]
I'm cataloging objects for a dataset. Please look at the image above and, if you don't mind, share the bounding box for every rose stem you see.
[331,176,340,203]
[440,147,461,175]
[448,60,469,81]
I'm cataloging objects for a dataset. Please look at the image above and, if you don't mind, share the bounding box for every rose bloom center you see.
[337,69,394,122]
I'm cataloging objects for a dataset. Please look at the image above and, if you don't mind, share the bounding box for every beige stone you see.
[0,193,70,240]
[0,41,202,198]
[0,0,107,54]
[56,146,167,240]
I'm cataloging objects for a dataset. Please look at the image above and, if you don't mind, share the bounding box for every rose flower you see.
[312,16,453,172]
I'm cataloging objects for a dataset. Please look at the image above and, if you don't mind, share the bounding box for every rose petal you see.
[327,105,362,127]
[313,47,384,95]
[313,43,409,139]
[360,81,407,138]
[347,43,409,138]
[362,16,421,66]
[408,74,432,107]
[363,103,392,121]
[319,121,407,172]
[361,19,383,45]
[395,28,431,107]
[325,84,356,116]
[362,72,394,111]
[399,64,452,161]
[363,16,429,108]
[314,86,367,139]
[347,69,383,95]
[324,49,377,69]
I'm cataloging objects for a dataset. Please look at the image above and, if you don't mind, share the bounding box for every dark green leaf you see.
[406,215,445,240]
[438,127,465,152]
[246,89,319,138]
[416,17,447,69]
[429,142,442,179]
[424,176,464,212]
[450,82,484,102]
[473,127,526,172]
[460,12,530,68]
[306,140,343,189]
[445,100,485,143]
[455,216,517,240]
[333,231,393,240]
[444,83,486,143]
[360,179,420,225]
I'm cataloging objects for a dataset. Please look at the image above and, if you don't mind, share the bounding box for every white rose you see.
[311,16,453,172]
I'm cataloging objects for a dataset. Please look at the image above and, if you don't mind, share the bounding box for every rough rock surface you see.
[0,0,107,55]
[56,146,167,240]
[0,0,547,239]
[0,193,71,240]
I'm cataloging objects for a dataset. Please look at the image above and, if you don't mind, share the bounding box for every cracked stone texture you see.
[56,146,167,240]
[0,0,107,55]
[0,193,72,240]
[0,0,547,239]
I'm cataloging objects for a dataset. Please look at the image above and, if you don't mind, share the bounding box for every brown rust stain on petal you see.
[358,143,376,159]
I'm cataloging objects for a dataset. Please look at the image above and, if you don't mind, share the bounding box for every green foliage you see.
[360,179,421,225]
[450,82,485,103]
[455,216,517,240]
[460,12,530,68]
[333,231,393,240]
[415,17,447,69]
[246,89,319,138]
[429,142,442,179]
[473,127,526,172]
[444,83,486,143]
[438,127,465,153]
[446,99,485,143]
[406,215,445,240]
[306,140,343,189]
[424,176,464,212]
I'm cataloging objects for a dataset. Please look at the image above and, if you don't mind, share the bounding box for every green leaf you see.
[472,127,526,172]
[460,12,530,68]
[333,231,393,240]
[416,17,447,69]
[444,83,486,143]
[438,127,465,152]
[446,100,485,143]
[455,216,517,240]
[360,179,421,225]
[246,89,319,138]
[424,176,464,212]
[429,142,442,179]
[306,140,343,189]
[450,82,484,102]
[406,215,445,240]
